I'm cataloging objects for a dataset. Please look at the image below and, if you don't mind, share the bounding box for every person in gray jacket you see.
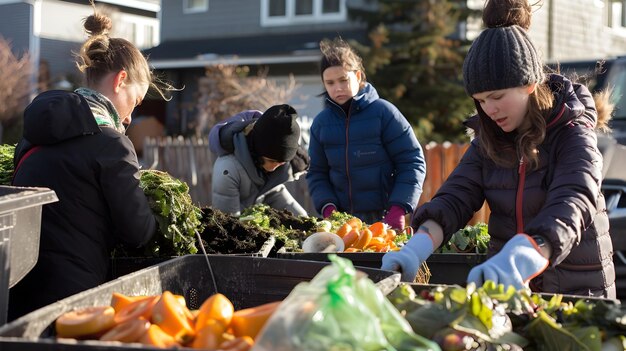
[210,104,309,216]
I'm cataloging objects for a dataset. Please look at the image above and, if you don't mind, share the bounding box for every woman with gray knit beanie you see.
[382,0,615,298]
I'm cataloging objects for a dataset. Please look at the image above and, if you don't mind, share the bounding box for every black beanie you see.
[250,104,301,162]
[462,25,545,96]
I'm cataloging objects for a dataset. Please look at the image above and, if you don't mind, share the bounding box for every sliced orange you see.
[114,295,159,325]
[151,291,195,343]
[99,317,150,343]
[55,306,116,338]
[335,223,352,238]
[230,301,281,340]
[139,324,179,348]
[344,247,362,252]
[369,222,387,237]
[191,319,226,349]
[385,229,397,242]
[219,335,254,351]
[342,229,360,249]
[195,293,234,331]
[352,228,373,250]
[346,217,363,231]
[110,292,151,313]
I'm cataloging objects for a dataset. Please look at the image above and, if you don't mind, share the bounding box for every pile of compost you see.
[200,205,319,254]
[199,207,275,254]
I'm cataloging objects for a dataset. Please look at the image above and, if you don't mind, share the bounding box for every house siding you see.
[40,38,81,81]
[529,0,626,61]
[160,0,360,42]
[0,2,32,56]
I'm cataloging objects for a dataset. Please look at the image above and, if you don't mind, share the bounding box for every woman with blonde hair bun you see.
[8,5,173,320]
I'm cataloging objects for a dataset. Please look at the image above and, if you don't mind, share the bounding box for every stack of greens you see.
[0,144,15,185]
[437,223,490,254]
[137,169,204,257]
[388,282,626,350]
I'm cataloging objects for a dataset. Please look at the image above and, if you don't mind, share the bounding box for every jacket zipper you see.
[516,156,526,233]
[345,108,353,213]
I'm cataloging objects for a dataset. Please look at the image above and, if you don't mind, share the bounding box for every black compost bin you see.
[0,254,397,350]
[276,252,487,285]
[109,237,277,279]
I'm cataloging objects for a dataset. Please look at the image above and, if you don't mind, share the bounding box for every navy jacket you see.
[307,83,426,219]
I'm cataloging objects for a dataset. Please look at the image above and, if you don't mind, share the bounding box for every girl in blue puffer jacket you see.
[306,37,426,229]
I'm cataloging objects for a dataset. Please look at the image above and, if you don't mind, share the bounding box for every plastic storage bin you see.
[0,186,58,326]
[0,254,397,350]
[276,252,487,285]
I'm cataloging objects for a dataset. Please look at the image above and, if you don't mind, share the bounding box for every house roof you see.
[144,29,367,69]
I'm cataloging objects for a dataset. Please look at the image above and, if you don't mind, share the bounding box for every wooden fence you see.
[143,137,489,224]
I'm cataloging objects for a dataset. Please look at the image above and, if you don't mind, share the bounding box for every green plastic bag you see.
[253,255,441,351]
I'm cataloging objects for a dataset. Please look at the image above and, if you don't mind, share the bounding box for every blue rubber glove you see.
[381,233,434,282]
[467,233,549,290]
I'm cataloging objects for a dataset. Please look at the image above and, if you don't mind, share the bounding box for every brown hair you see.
[319,37,366,90]
[482,0,534,30]
[75,3,173,99]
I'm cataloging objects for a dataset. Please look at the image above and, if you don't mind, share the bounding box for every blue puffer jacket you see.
[307,83,426,219]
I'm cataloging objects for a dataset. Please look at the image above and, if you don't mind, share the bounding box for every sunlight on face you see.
[472,85,535,132]
[322,66,362,105]
[261,157,286,172]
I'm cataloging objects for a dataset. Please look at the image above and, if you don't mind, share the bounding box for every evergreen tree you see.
[349,0,478,142]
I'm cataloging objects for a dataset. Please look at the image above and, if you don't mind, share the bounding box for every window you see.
[261,0,346,26]
[184,0,208,14]
[608,0,626,28]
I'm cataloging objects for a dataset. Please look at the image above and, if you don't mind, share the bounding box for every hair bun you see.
[483,0,532,30]
[83,13,112,36]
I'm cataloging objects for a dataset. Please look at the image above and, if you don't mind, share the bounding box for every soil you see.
[199,207,273,254]
[199,206,319,254]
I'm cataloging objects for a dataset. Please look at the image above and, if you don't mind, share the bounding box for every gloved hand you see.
[383,205,406,230]
[381,233,434,282]
[321,204,337,219]
[467,233,549,290]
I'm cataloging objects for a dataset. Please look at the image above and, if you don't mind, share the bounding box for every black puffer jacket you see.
[413,75,614,297]
[8,90,156,320]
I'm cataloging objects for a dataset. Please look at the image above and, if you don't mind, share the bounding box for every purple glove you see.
[383,205,406,230]
[381,233,434,282]
[467,234,549,290]
[321,204,336,219]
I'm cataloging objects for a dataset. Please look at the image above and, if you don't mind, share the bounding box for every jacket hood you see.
[23,90,101,145]
[545,74,594,131]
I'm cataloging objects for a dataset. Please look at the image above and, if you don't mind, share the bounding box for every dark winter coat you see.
[8,90,156,320]
[210,114,309,216]
[413,75,614,297]
[307,83,426,220]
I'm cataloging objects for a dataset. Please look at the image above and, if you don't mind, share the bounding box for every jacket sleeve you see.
[262,184,308,216]
[524,125,601,266]
[306,119,339,214]
[412,142,486,245]
[211,156,243,215]
[381,102,426,213]
[98,136,156,248]
[209,110,262,156]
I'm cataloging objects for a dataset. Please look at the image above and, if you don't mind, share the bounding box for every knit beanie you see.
[250,104,301,162]
[462,25,545,96]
